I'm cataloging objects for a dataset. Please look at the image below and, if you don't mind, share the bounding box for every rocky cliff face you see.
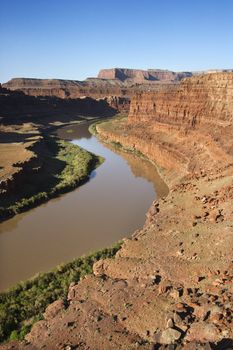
[0,88,116,123]
[1,73,233,350]
[3,70,232,104]
[3,68,193,103]
[98,68,193,82]
[129,73,233,128]
[102,95,131,112]
[95,74,233,182]
[3,77,127,99]
[124,73,233,177]
[2,78,135,113]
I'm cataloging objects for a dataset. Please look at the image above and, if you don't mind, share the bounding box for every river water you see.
[0,121,167,291]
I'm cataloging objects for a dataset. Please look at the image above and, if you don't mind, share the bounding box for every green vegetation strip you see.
[89,116,147,158]
[0,242,122,342]
[0,137,104,221]
[88,114,126,137]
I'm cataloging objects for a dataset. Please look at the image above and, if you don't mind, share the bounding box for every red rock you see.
[186,322,220,343]
[98,68,191,83]
[166,318,174,328]
[43,299,65,320]
[182,342,212,350]
[158,328,182,344]
[93,259,105,276]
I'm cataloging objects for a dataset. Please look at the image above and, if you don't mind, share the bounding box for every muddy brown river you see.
[0,122,167,291]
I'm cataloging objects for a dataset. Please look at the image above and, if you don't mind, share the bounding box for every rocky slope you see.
[1,73,233,349]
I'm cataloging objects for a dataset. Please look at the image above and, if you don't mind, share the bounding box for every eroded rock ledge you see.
[2,73,233,350]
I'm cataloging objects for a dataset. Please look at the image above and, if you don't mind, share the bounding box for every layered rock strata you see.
[3,68,193,100]
[98,68,193,82]
[3,77,130,99]
[129,73,233,129]
[1,73,233,349]
[0,88,116,123]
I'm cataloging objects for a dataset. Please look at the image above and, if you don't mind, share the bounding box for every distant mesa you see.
[97,68,193,82]
[3,68,233,102]
[2,68,193,102]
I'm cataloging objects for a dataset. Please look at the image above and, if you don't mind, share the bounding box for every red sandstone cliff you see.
[0,88,116,122]
[1,73,233,350]
[122,73,233,177]
[3,70,232,103]
[129,73,233,128]
[3,78,128,99]
[2,68,193,102]
[98,68,193,82]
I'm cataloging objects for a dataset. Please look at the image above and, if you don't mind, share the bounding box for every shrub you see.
[0,241,122,342]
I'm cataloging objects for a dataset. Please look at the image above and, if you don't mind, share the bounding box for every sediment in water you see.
[1,73,233,349]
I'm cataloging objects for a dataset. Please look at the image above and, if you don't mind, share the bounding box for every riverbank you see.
[6,73,232,350]
[0,241,122,342]
[0,117,166,344]
[80,85,233,348]
[0,125,104,222]
[91,117,168,179]
[89,116,169,198]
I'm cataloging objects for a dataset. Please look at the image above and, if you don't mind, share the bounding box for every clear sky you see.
[1,0,233,83]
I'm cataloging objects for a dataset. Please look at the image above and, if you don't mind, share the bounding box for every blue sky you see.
[1,0,233,83]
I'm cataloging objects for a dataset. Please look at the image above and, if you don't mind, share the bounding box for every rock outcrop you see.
[3,77,127,99]
[98,68,193,82]
[0,87,116,123]
[1,73,233,349]
[2,69,193,104]
[2,78,134,113]
[129,73,233,128]
[102,95,131,112]
[3,69,232,104]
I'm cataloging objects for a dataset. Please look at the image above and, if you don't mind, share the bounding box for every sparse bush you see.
[0,242,122,342]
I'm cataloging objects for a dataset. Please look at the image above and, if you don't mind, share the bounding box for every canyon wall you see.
[5,72,232,126]
[129,73,233,129]
[2,68,193,102]
[98,68,193,82]
[0,88,116,122]
[1,72,233,350]
[98,73,233,183]
[2,77,178,102]
[3,70,232,107]
[3,78,129,99]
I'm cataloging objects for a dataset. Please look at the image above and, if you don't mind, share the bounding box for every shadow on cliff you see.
[0,88,117,126]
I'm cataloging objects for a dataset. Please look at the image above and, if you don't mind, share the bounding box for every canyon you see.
[3,69,232,102]
[0,85,117,123]
[1,72,232,349]
[0,83,118,221]
[2,68,192,100]
[97,68,193,82]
